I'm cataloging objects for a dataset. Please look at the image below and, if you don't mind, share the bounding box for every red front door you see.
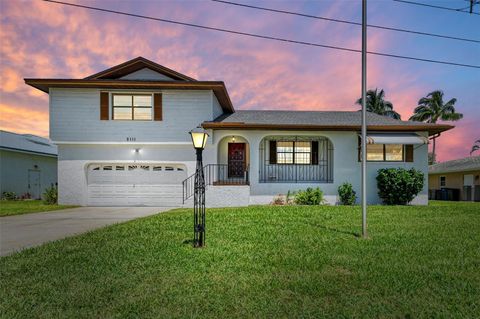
[228,143,246,178]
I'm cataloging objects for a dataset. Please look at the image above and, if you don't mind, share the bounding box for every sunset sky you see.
[0,0,478,161]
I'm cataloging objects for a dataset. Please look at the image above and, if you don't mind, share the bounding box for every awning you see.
[360,133,429,145]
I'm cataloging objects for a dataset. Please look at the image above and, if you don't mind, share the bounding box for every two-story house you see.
[25,57,453,207]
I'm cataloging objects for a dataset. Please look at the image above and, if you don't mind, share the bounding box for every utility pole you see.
[361,0,368,238]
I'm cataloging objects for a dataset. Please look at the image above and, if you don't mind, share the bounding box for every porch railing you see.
[182,164,249,203]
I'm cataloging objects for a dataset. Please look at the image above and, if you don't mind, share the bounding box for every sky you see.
[0,0,478,161]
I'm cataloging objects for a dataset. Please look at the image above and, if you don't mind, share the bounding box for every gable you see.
[85,57,196,81]
[119,68,175,81]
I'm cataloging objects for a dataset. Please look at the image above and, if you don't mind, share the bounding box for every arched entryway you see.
[216,135,250,184]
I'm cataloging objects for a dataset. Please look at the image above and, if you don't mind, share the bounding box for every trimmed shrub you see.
[43,184,58,205]
[1,191,17,200]
[376,168,424,205]
[294,187,325,205]
[338,182,357,205]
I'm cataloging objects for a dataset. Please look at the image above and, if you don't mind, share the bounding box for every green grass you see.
[0,200,77,217]
[1,201,479,318]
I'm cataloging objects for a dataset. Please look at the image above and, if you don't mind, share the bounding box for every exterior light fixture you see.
[135,148,141,153]
[232,136,236,142]
[189,126,209,247]
[190,126,209,150]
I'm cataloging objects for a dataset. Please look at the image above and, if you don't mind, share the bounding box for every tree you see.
[409,90,463,161]
[471,139,480,156]
[356,88,401,120]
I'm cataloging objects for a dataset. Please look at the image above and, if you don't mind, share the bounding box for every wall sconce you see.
[134,148,141,153]
[232,136,236,142]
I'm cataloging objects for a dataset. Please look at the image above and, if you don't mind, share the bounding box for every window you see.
[103,165,112,170]
[116,165,125,171]
[112,94,152,120]
[440,176,446,187]
[260,136,333,183]
[276,141,312,164]
[366,144,404,162]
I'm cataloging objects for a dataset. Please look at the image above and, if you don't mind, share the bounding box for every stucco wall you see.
[0,150,57,199]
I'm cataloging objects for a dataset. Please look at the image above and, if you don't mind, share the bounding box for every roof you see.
[0,130,57,156]
[84,56,197,81]
[202,110,453,135]
[429,156,480,174]
[24,57,234,113]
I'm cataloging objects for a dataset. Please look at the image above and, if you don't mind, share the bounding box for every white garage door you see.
[87,163,187,206]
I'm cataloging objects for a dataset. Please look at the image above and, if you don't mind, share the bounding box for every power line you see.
[211,0,480,44]
[42,0,480,69]
[393,0,480,15]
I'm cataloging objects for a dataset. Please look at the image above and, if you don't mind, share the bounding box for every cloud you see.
[0,0,476,163]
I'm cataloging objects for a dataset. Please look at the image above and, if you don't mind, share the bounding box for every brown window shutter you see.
[100,92,109,120]
[405,145,414,162]
[358,136,361,162]
[311,141,319,165]
[269,141,277,164]
[153,93,162,121]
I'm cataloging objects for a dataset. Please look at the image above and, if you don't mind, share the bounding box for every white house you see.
[25,57,453,207]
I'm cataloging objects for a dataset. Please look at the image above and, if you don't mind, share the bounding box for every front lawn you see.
[0,200,77,217]
[1,201,479,318]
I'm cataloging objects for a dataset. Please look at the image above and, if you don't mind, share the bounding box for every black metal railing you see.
[259,136,333,183]
[182,164,249,203]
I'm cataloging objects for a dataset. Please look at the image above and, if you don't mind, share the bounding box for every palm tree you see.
[356,88,401,120]
[471,139,480,156]
[409,90,463,160]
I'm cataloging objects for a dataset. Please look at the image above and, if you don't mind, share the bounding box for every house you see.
[429,156,480,201]
[0,130,57,199]
[25,57,452,207]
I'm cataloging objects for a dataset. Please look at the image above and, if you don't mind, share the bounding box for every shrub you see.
[42,184,58,205]
[294,187,325,205]
[376,168,424,205]
[271,195,285,205]
[1,191,17,200]
[20,193,32,200]
[338,182,357,205]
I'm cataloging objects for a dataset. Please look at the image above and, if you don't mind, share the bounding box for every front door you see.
[28,170,41,199]
[228,143,246,178]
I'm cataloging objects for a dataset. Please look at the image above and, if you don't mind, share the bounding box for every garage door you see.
[87,163,187,206]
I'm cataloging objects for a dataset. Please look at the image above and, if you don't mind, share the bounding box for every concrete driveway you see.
[0,207,173,256]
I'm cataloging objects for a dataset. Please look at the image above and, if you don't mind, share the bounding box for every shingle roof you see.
[203,110,453,135]
[429,156,480,174]
[0,130,57,156]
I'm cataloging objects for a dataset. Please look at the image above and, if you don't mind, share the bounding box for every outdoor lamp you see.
[189,125,208,248]
[189,126,209,150]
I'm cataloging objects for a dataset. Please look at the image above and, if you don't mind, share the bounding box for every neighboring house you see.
[429,156,480,202]
[25,57,452,207]
[0,130,57,199]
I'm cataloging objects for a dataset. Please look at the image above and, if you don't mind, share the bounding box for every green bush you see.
[42,185,58,205]
[2,191,17,200]
[338,182,357,205]
[376,168,424,205]
[294,187,325,205]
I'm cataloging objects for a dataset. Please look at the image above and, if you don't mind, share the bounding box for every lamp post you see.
[189,126,209,248]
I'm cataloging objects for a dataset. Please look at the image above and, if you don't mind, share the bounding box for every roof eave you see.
[24,79,235,113]
[201,122,454,135]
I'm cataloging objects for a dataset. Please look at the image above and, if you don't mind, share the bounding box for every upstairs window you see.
[112,94,152,120]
